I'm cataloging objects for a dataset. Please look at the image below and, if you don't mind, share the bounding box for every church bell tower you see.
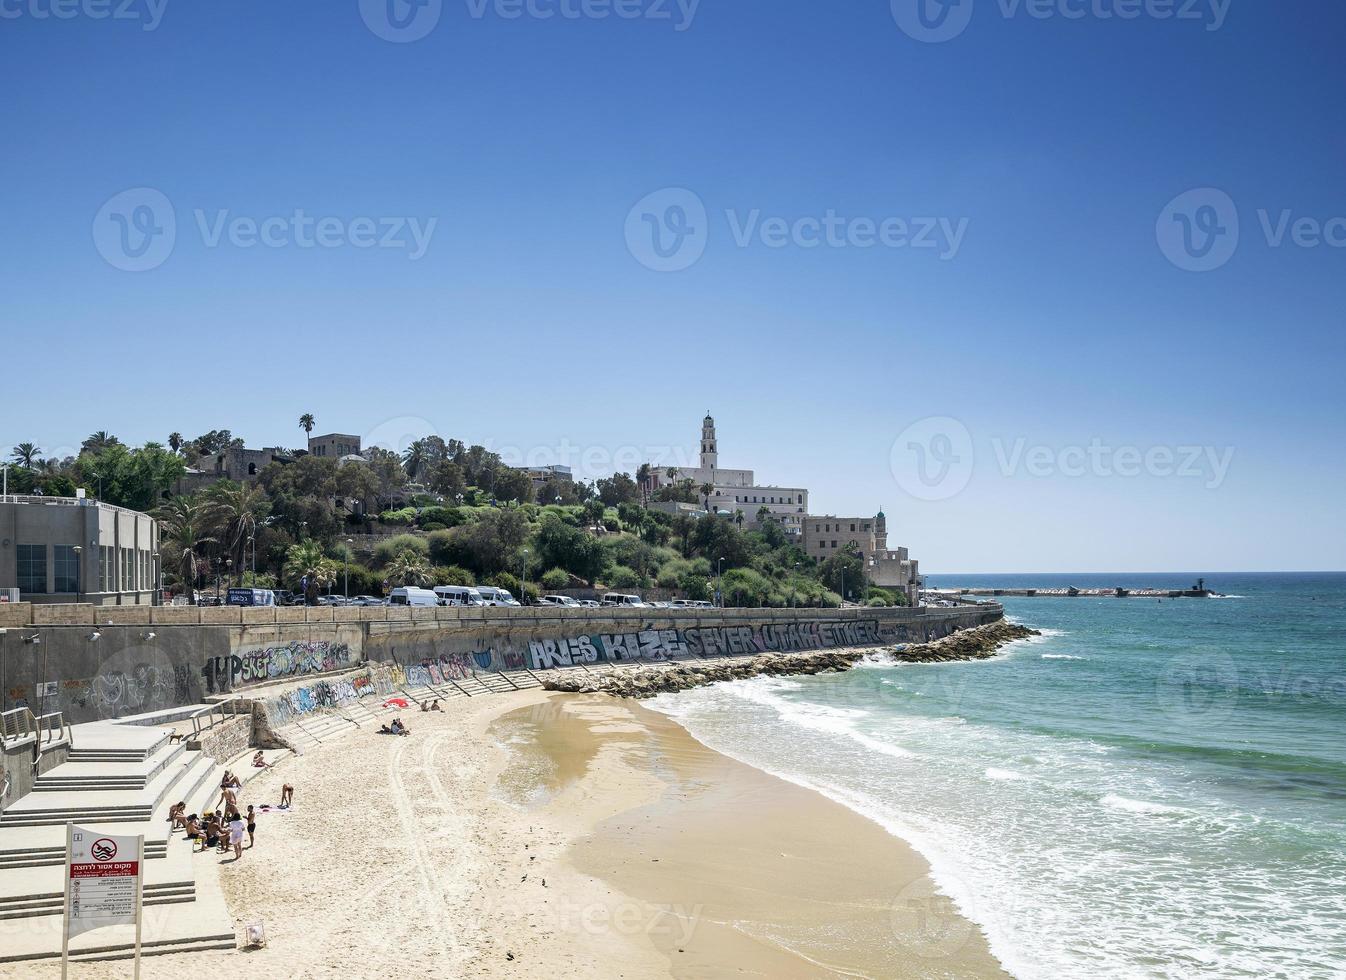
[700,414,718,471]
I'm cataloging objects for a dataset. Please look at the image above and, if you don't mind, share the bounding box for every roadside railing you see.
[2,707,71,750]
[188,698,244,739]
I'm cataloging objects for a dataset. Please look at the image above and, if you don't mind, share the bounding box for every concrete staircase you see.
[0,719,287,964]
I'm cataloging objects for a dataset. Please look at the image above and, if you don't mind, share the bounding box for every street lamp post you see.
[716,558,725,607]
[72,545,83,604]
[792,561,800,608]
[520,548,528,603]
[344,538,353,597]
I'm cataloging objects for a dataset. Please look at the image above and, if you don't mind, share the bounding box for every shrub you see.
[866,596,889,607]
[330,562,385,596]
[541,568,571,590]
[378,507,417,526]
[606,565,640,589]
[373,533,429,567]
[417,506,464,528]
[432,565,475,587]
[488,572,521,595]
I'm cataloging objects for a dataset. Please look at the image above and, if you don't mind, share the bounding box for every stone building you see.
[642,415,809,535]
[307,433,362,459]
[803,511,920,604]
[0,493,159,605]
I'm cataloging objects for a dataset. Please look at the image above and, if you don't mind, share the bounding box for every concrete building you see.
[307,433,362,459]
[514,465,573,492]
[803,511,920,604]
[642,415,809,534]
[0,493,160,605]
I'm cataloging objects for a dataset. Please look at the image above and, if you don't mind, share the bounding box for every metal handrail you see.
[188,698,243,739]
[34,711,71,746]
[1,707,35,745]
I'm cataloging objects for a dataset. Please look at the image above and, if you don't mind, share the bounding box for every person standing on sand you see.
[227,809,246,860]
[246,805,257,848]
[280,783,294,808]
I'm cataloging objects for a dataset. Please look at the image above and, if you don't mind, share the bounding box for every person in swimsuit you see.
[203,816,221,853]
[246,805,256,848]
[280,783,294,808]
[184,815,201,847]
[217,784,238,814]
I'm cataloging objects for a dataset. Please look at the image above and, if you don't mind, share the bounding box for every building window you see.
[100,546,112,591]
[17,544,46,594]
[54,545,80,594]
[831,541,837,549]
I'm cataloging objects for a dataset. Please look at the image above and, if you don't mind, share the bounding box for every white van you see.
[434,585,485,607]
[389,586,438,607]
[602,593,646,607]
[474,586,520,607]
[539,594,581,607]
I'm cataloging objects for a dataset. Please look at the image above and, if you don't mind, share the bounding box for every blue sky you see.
[2,0,1343,572]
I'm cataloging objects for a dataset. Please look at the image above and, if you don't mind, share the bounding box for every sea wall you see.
[0,604,1000,724]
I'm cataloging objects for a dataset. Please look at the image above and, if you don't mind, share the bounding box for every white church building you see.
[642,415,810,535]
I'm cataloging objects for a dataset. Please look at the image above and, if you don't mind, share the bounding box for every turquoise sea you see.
[649,572,1346,979]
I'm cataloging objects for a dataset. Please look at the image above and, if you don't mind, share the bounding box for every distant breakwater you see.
[543,620,1040,698]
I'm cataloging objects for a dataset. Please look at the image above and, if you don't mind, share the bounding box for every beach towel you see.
[383,697,410,708]
[254,804,295,815]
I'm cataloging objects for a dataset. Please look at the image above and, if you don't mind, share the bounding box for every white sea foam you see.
[1041,653,1086,661]
[985,767,1026,781]
[1100,794,1190,816]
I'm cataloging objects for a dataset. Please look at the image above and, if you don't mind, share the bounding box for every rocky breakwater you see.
[891,619,1039,663]
[543,620,1040,698]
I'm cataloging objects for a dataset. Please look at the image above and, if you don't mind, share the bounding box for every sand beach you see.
[14,689,1005,979]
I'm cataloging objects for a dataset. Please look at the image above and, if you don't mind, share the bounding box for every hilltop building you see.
[641,415,809,535]
[802,510,920,604]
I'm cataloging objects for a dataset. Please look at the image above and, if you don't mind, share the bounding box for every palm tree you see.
[168,432,183,454]
[757,505,771,525]
[157,497,217,605]
[734,508,744,528]
[700,482,715,513]
[10,443,41,467]
[205,481,270,573]
[81,431,119,456]
[298,414,316,437]
[402,439,431,482]
[283,539,335,593]
[384,549,432,588]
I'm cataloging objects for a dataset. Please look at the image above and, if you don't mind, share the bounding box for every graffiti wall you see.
[201,639,358,695]
[261,671,381,730]
[524,620,882,669]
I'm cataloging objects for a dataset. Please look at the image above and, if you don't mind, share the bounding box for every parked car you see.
[434,585,485,607]
[601,593,646,607]
[576,599,601,608]
[350,595,385,606]
[539,595,581,607]
[389,586,438,607]
[475,586,520,607]
[316,595,349,606]
[272,589,298,606]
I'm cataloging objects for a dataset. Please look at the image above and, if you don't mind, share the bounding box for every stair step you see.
[67,936,236,963]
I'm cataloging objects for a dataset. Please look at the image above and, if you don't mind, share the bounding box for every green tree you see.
[699,482,715,512]
[204,480,270,572]
[535,515,606,584]
[80,443,186,511]
[10,443,41,467]
[168,432,183,454]
[819,541,866,603]
[384,550,433,588]
[282,539,337,598]
[81,431,120,456]
[596,472,640,507]
[299,413,316,437]
[157,497,217,605]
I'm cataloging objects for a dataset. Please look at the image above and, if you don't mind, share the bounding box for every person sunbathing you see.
[168,802,186,828]
[252,751,272,769]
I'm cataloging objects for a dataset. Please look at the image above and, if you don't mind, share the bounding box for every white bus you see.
[434,585,485,607]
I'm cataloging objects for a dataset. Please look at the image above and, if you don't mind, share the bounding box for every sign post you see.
[62,823,144,978]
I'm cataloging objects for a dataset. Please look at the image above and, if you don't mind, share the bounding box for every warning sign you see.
[65,825,143,942]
